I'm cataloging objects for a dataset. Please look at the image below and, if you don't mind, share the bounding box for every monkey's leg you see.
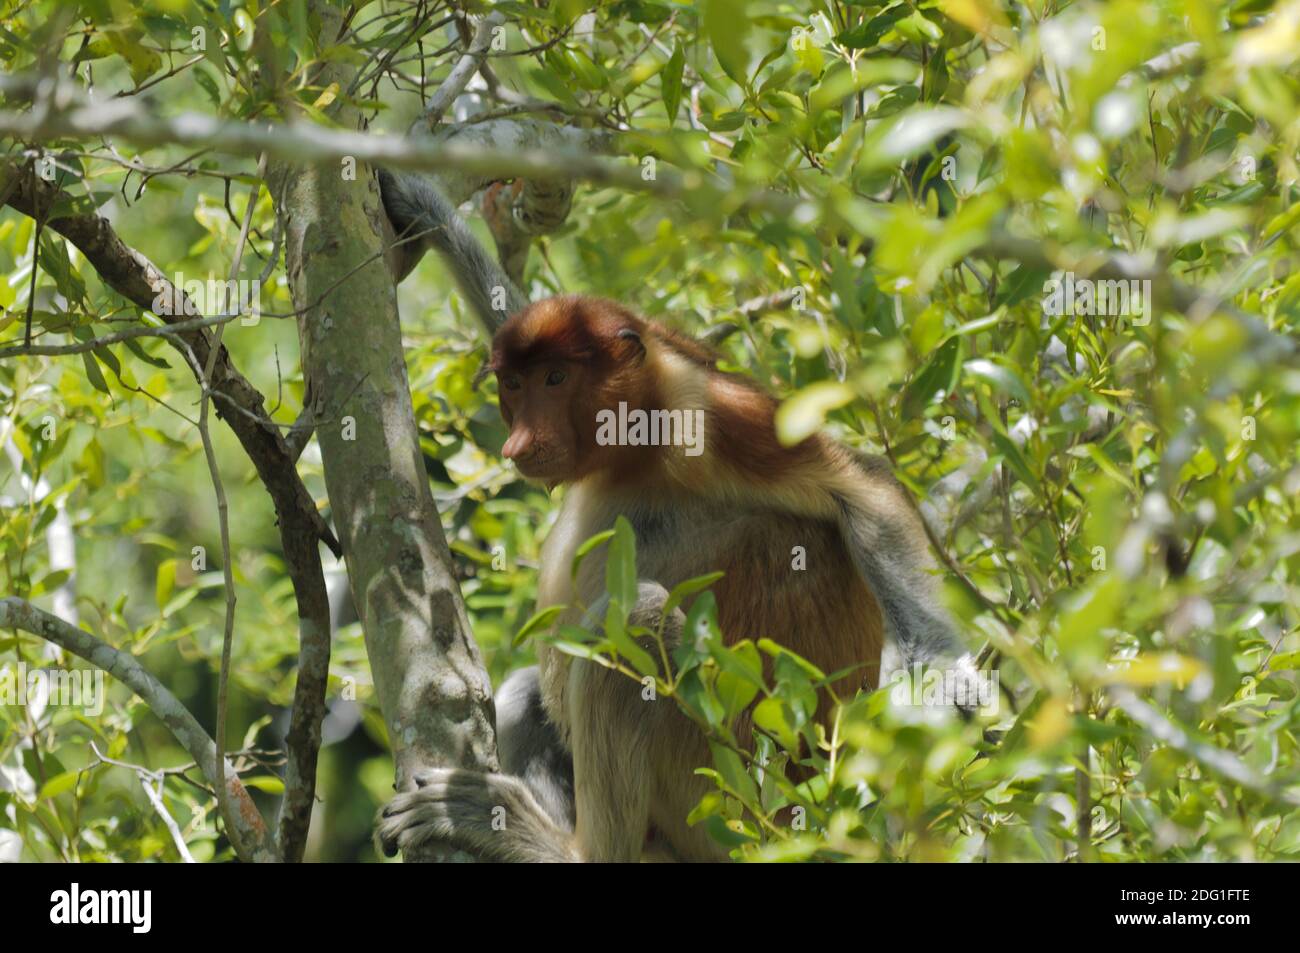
[376,670,575,861]
[496,665,575,829]
[567,582,687,862]
[566,660,655,861]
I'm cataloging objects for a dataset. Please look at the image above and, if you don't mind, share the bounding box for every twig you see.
[417,11,505,131]
[0,310,243,358]
[89,742,196,863]
[23,161,46,346]
[199,162,261,854]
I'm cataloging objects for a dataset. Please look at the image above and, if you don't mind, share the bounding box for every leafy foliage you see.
[2,0,1299,861]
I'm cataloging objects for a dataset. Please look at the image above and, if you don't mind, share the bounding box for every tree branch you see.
[1,161,333,862]
[417,11,504,131]
[0,162,342,558]
[0,597,277,862]
[0,76,791,216]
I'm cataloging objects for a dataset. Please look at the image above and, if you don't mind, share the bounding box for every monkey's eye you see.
[545,369,567,387]
[502,375,522,391]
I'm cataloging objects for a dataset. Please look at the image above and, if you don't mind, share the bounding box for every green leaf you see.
[194,66,222,107]
[606,516,638,616]
[860,106,969,168]
[604,601,657,676]
[30,569,72,596]
[81,351,109,395]
[513,605,566,646]
[549,634,608,662]
[161,587,199,619]
[964,358,1030,403]
[105,27,163,87]
[38,771,79,800]
[994,265,1051,309]
[1264,200,1300,243]
[1056,574,1123,669]
[753,697,799,750]
[835,3,909,48]
[775,381,855,446]
[242,776,285,794]
[663,571,725,618]
[123,337,171,369]
[565,48,605,90]
[757,638,827,683]
[704,0,752,86]
[570,529,615,587]
[698,811,759,848]
[808,59,919,116]
[990,432,1037,490]
[663,41,684,122]
[904,336,962,415]
[708,742,760,805]
[1269,651,1300,672]
[155,559,176,613]
[708,641,765,720]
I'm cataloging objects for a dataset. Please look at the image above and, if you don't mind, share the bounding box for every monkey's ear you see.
[617,327,646,362]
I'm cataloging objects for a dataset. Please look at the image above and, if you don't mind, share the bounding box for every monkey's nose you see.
[501,431,534,461]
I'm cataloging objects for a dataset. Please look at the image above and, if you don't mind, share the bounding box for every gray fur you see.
[495,666,575,829]
[834,494,957,667]
[375,673,576,862]
[833,455,979,707]
[377,169,529,331]
[377,765,576,862]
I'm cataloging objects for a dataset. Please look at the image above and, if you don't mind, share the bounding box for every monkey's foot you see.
[376,767,575,863]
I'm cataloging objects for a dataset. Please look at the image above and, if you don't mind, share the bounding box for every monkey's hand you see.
[376,767,576,863]
[939,652,987,717]
[883,646,988,718]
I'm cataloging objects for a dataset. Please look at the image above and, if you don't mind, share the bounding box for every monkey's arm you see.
[830,453,977,691]
[377,169,529,332]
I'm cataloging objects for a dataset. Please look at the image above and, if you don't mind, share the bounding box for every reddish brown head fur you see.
[490,296,665,484]
[489,294,817,487]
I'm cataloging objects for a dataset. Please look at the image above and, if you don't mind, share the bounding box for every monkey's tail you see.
[378,169,529,331]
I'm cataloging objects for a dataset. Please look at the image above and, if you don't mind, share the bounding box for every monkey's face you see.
[496,362,584,483]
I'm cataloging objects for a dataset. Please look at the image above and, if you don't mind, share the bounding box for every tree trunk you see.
[264,1,499,861]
